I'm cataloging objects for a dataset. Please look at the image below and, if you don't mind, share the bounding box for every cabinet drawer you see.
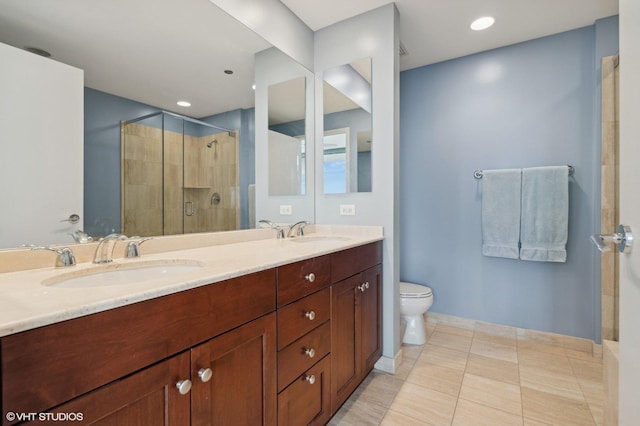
[278,321,331,392]
[331,241,382,283]
[1,269,276,417]
[278,355,331,426]
[277,255,330,307]
[277,288,330,350]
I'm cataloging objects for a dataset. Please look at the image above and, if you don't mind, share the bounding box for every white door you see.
[0,42,84,249]
[618,1,640,423]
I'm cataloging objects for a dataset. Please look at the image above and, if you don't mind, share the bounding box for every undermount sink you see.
[288,236,351,243]
[42,260,205,288]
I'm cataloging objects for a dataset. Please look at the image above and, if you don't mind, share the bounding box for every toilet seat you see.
[400,282,432,298]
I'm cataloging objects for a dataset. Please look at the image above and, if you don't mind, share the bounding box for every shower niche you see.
[121,111,239,238]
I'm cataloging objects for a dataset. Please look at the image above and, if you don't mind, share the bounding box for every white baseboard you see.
[374,349,403,374]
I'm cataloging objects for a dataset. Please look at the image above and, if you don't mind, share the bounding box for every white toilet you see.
[399,282,433,345]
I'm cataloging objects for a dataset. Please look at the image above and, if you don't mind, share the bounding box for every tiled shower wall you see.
[183,131,239,233]
[122,123,239,237]
[122,123,164,237]
[601,55,619,341]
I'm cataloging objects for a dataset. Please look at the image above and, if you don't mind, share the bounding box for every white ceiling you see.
[0,0,270,118]
[0,0,618,119]
[283,0,619,71]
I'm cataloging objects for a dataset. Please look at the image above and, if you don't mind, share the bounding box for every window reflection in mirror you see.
[322,58,372,194]
[268,77,306,196]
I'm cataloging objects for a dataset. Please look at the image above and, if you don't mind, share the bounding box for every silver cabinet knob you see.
[365,281,370,289]
[305,273,316,282]
[198,368,213,383]
[357,283,368,292]
[176,379,192,395]
[305,348,316,358]
[305,311,316,321]
[305,374,316,385]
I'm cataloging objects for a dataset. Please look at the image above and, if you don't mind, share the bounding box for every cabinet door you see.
[330,274,361,412]
[360,265,382,374]
[29,353,191,425]
[278,355,331,426]
[191,313,277,426]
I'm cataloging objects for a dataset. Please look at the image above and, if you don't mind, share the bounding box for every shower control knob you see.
[305,273,316,282]
[176,379,192,395]
[304,348,316,358]
[305,311,316,321]
[198,368,213,383]
[305,375,316,385]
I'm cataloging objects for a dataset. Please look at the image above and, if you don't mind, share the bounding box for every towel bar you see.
[474,165,574,179]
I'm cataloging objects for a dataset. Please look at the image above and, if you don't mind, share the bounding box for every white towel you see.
[481,169,522,259]
[520,166,569,262]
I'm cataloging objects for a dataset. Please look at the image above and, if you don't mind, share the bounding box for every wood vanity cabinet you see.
[0,240,383,426]
[330,242,383,413]
[191,313,277,425]
[276,257,333,426]
[28,314,276,426]
[0,269,277,426]
[31,351,192,424]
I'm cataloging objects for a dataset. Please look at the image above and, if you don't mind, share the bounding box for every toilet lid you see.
[400,282,432,298]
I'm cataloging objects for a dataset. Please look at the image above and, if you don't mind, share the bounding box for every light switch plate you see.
[340,204,356,216]
[280,205,293,215]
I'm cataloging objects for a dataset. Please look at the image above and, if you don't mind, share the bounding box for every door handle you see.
[590,224,633,253]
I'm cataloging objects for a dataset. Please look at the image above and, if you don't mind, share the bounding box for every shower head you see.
[207,139,218,148]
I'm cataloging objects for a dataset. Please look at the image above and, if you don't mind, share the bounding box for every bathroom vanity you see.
[0,228,382,425]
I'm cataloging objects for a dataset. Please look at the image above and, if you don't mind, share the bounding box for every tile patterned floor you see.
[329,321,603,425]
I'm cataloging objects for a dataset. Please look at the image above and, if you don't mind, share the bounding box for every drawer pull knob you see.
[305,348,316,358]
[305,374,316,385]
[305,273,316,282]
[305,310,316,321]
[176,379,192,395]
[198,368,213,383]
[357,281,370,292]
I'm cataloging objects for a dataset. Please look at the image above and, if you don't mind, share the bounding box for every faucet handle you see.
[288,220,311,238]
[29,246,76,267]
[126,237,153,258]
[297,221,310,237]
[259,220,285,239]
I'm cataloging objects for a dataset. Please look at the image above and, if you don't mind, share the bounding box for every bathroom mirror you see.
[323,58,372,194]
[0,0,314,250]
[268,77,306,196]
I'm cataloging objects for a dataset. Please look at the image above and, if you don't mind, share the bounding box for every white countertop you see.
[0,226,383,337]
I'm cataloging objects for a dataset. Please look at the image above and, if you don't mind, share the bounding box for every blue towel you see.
[481,169,522,259]
[520,166,569,262]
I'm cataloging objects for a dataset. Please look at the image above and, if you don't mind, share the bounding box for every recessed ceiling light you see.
[252,84,256,90]
[177,101,191,107]
[470,16,495,31]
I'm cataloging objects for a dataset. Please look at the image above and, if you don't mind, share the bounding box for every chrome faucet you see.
[259,219,285,239]
[93,233,128,264]
[126,237,153,258]
[287,221,310,238]
[29,246,76,267]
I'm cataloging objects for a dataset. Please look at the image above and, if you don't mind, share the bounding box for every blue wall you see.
[400,21,618,341]
[84,88,254,235]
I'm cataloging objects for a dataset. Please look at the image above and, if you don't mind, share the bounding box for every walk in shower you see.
[121,111,239,237]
